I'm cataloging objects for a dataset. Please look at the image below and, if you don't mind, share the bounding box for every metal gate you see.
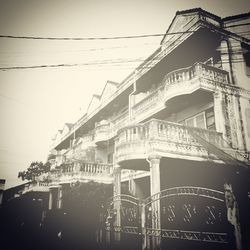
[144,186,234,250]
[104,187,234,250]
[105,194,142,249]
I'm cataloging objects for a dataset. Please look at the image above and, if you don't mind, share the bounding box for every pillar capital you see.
[148,155,161,166]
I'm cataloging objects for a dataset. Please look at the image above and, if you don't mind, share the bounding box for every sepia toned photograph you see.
[0,1,250,249]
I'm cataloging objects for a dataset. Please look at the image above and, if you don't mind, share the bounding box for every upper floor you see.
[48,8,250,173]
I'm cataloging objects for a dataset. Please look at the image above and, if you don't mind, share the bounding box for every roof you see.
[160,7,250,46]
[65,123,74,129]
[177,8,221,22]
[223,12,250,22]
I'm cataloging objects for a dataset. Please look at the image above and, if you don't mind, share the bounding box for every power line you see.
[0,31,194,41]
[0,58,246,71]
[0,22,249,41]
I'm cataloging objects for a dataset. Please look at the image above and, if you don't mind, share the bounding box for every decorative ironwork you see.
[146,228,161,237]
[143,186,229,248]
[144,186,225,206]
[161,229,227,243]
[106,194,141,235]
[122,226,140,234]
[104,186,230,248]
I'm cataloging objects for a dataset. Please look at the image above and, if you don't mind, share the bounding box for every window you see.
[242,43,250,77]
[181,108,215,130]
[205,108,215,130]
[185,112,206,129]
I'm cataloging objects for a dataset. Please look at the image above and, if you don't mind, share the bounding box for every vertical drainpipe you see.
[129,70,137,122]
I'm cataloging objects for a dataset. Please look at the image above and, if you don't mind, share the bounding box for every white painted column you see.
[113,167,121,242]
[229,39,249,90]
[224,183,242,250]
[149,156,161,250]
[231,95,245,150]
[220,39,233,83]
[213,91,227,139]
[58,186,63,209]
[239,96,250,151]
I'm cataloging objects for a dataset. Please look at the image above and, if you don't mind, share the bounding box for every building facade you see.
[30,8,250,250]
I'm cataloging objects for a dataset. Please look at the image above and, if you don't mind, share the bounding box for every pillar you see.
[220,39,233,83]
[149,156,161,250]
[228,38,249,90]
[48,186,60,210]
[239,96,250,151]
[224,183,242,250]
[0,179,5,207]
[113,167,121,242]
[213,91,227,140]
[231,95,245,150]
[57,186,63,209]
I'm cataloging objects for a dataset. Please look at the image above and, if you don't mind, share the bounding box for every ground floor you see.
[1,158,250,250]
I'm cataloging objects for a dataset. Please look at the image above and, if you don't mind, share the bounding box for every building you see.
[0,179,5,206]
[24,8,250,250]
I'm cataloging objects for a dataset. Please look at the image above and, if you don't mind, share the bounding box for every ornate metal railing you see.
[144,186,225,206]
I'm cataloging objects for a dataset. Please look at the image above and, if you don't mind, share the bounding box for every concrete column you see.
[220,39,233,83]
[0,179,5,207]
[58,186,63,209]
[213,91,227,139]
[231,95,245,150]
[149,156,161,250]
[60,182,70,210]
[113,167,121,242]
[229,39,249,90]
[48,186,59,210]
[239,96,250,151]
[48,187,53,210]
[224,183,242,250]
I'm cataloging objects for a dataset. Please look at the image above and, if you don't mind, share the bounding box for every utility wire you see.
[0,31,193,41]
[0,22,248,41]
[0,58,246,71]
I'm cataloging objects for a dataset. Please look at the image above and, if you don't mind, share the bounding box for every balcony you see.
[93,109,129,144]
[94,121,111,144]
[115,119,227,163]
[47,162,113,184]
[131,62,229,122]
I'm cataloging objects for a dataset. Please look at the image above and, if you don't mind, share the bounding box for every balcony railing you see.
[51,62,229,150]
[116,119,226,163]
[132,62,229,117]
[110,109,129,135]
[94,123,111,143]
[46,162,113,184]
[78,162,112,175]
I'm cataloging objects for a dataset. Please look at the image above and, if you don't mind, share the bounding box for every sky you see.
[0,0,250,189]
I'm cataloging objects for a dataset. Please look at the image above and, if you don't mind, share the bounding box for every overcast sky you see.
[0,0,249,189]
